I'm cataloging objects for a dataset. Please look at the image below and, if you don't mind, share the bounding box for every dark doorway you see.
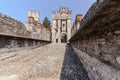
[61,39,63,43]
[61,34,67,43]
[56,39,58,43]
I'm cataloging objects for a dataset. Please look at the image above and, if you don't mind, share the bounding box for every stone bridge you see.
[0,0,120,80]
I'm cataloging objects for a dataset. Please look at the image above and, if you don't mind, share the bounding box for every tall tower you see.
[28,10,40,23]
[52,7,72,43]
[75,14,82,30]
[25,10,40,32]
[71,14,82,37]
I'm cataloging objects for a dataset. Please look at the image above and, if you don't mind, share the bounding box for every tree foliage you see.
[43,17,51,31]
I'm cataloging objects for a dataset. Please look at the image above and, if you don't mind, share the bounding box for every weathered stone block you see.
[73,47,120,80]
[116,57,120,64]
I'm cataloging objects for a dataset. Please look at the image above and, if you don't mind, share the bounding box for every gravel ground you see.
[0,43,88,80]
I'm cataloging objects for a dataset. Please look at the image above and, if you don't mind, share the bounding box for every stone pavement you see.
[0,43,88,80]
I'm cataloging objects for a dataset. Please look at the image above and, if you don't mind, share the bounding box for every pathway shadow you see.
[60,44,89,80]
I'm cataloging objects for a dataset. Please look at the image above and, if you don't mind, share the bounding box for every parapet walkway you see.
[0,43,88,80]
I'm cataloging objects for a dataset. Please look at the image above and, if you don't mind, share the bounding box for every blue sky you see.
[0,0,95,24]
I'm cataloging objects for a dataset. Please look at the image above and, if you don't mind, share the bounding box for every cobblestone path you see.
[0,44,88,80]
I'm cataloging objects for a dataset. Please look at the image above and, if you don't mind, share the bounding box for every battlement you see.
[58,7,72,15]
[28,10,40,22]
[52,7,72,20]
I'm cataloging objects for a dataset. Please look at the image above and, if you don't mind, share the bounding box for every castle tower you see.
[25,10,40,32]
[75,14,82,30]
[28,10,40,22]
[52,7,72,43]
[71,14,82,37]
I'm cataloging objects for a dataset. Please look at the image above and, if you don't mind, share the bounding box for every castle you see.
[52,7,72,43]
[25,10,51,41]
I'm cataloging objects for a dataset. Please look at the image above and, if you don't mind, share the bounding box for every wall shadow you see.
[60,44,89,80]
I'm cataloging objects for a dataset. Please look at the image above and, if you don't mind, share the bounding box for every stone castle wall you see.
[70,0,120,79]
[71,26,120,79]
[0,13,51,48]
[0,13,50,41]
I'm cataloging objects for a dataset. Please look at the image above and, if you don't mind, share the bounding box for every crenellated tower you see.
[52,7,72,43]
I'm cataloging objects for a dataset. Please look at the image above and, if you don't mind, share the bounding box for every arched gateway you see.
[52,7,72,43]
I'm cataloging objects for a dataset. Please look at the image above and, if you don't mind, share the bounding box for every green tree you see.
[43,17,51,31]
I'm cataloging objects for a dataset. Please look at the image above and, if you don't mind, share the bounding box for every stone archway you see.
[61,33,67,43]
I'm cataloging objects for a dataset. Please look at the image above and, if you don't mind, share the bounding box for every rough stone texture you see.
[116,57,120,64]
[0,13,51,41]
[70,0,120,41]
[0,46,38,54]
[0,44,88,80]
[71,12,120,80]
[73,47,120,80]
[70,0,120,79]
[71,29,120,70]
[0,13,51,48]
[0,35,50,49]
[60,45,89,80]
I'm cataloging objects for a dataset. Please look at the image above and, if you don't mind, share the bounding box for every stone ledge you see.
[73,47,120,80]
[70,0,119,41]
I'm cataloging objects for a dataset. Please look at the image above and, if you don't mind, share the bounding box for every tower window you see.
[56,39,58,43]
[63,24,65,26]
